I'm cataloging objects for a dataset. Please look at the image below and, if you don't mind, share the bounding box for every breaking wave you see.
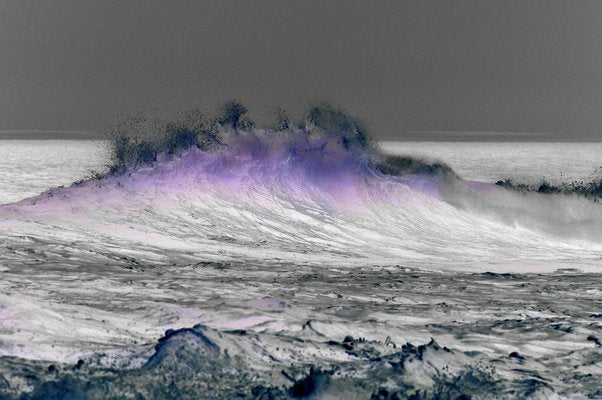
[1,104,602,398]
[2,123,601,271]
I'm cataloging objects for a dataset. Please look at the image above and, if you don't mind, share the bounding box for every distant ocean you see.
[0,140,600,204]
[0,140,110,204]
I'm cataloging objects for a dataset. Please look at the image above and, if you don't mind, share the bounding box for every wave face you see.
[2,131,601,271]
[0,131,601,398]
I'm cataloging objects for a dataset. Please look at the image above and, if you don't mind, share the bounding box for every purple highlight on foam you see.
[0,132,444,221]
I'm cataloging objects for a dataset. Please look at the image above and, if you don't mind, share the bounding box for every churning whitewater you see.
[0,126,601,398]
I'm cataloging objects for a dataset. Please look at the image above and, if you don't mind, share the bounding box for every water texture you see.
[0,135,600,399]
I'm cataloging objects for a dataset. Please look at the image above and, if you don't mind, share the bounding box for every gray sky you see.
[1,0,602,141]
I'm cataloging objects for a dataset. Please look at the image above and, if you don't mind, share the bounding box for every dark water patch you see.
[478,272,520,280]
[495,177,602,200]
[375,154,454,178]
[208,235,238,244]
[288,367,331,398]
[586,335,601,347]
[508,351,525,363]
[191,260,233,270]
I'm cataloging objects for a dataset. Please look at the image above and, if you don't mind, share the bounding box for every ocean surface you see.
[0,140,111,204]
[0,137,600,399]
[1,140,601,204]
[381,141,602,184]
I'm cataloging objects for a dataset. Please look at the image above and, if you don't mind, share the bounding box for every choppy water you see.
[0,137,600,399]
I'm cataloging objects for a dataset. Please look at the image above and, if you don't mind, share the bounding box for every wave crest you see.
[1,103,601,271]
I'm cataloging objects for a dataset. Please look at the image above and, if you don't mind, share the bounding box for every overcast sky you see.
[1,0,602,140]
